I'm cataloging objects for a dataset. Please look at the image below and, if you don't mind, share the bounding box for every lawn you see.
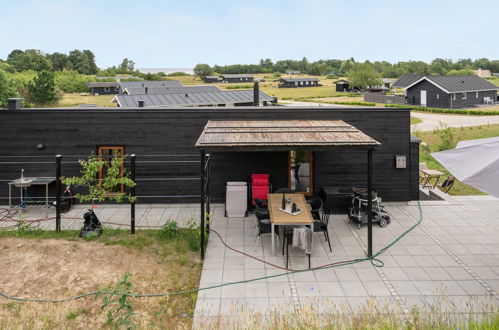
[58,93,116,107]
[414,123,499,195]
[410,116,423,125]
[0,227,203,329]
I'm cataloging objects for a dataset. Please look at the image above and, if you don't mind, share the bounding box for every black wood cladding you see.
[0,107,414,203]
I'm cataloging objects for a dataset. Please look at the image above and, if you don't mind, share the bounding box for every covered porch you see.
[195,120,381,259]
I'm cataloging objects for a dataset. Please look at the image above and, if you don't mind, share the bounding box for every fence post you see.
[130,154,136,235]
[367,149,373,257]
[200,149,206,260]
[206,153,210,227]
[55,155,62,232]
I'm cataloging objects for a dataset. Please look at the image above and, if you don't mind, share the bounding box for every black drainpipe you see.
[253,81,259,106]
[138,100,144,107]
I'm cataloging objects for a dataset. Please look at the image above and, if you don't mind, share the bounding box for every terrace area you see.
[2,194,498,327]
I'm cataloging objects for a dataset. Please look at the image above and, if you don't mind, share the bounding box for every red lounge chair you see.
[250,174,270,207]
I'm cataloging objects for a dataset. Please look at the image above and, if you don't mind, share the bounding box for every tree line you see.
[207,57,499,77]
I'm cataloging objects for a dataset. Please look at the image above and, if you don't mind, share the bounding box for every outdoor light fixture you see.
[36,143,45,150]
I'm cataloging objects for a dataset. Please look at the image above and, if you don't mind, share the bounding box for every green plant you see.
[100,272,135,328]
[66,308,88,320]
[433,122,455,151]
[225,84,253,89]
[61,152,136,203]
[158,220,179,240]
[184,218,201,251]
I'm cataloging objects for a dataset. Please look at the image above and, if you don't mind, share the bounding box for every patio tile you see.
[446,267,474,280]
[221,283,245,298]
[244,282,268,298]
[201,269,223,284]
[423,267,453,281]
[318,281,344,296]
[393,255,418,267]
[335,268,360,282]
[219,298,245,316]
[295,281,321,297]
[197,283,222,299]
[292,271,317,282]
[203,257,225,270]
[222,270,245,282]
[267,282,292,298]
[265,268,290,282]
[456,280,489,295]
[244,298,270,315]
[355,267,382,282]
[195,298,221,317]
[469,266,499,280]
[313,268,338,282]
[383,268,409,281]
[340,281,368,297]
[361,281,391,297]
[244,269,266,281]
[224,257,245,270]
[403,267,431,281]
[412,255,440,267]
[390,281,420,296]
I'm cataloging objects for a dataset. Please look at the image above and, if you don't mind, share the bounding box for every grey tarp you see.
[431,137,499,197]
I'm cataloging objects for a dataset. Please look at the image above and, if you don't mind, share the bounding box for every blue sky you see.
[1,0,498,68]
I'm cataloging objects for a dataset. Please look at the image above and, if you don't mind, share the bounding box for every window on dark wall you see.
[288,151,313,195]
[97,146,125,193]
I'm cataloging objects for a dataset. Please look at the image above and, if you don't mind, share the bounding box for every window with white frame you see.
[462,92,467,99]
[453,93,457,100]
[436,94,439,100]
[476,91,479,98]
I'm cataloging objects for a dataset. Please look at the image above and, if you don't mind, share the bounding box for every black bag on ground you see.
[79,209,103,238]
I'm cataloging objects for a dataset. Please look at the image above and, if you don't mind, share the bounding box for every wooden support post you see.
[200,149,206,260]
[367,149,373,257]
[55,155,62,232]
[130,154,136,235]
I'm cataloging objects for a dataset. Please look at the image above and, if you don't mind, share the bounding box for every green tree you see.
[75,53,91,74]
[48,52,68,71]
[118,58,135,72]
[82,50,98,74]
[347,63,382,91]
[7,49,52,72]
[26,70,59,106]
[0,69,19,108]
[193,63,213,79]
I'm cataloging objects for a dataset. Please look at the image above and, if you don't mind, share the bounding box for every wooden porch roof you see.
[195,120,380,151]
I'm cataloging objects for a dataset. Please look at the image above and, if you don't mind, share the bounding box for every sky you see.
[1,0,498,69]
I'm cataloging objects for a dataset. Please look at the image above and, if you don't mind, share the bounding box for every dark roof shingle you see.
[415,75,499,93]
[392,75,423,88]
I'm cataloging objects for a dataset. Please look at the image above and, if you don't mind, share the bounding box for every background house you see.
[335,79,360,92]
[220,74,254,83]
[405,75,498,108]
[473,69,491,78]
[88,82,119,95]
[203,76,220,83]
[112,90,275,107]
[278,78,320,88]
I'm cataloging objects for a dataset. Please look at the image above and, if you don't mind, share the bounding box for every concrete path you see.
[411,111,499,132]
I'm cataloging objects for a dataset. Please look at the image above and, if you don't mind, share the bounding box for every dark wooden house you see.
[203,76,220,83]
[0,106,419,204]
[405,75,498,108]
[88,82,119,95]
[278,78,320,88]
[335,79,360,92]
[220,74,254,83]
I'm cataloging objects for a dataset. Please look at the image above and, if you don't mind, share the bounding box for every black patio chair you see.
[307,196,323,221]
[282,227,311,269]
[254,208,278,249]
[314,210,332,252]
[255,198,268,209]
[275,188,295,194]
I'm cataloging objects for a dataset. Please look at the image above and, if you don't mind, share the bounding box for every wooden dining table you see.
[420,169,444,189]
[267,193,314,256]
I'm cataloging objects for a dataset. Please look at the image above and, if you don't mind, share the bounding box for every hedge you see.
[385,104,499,116]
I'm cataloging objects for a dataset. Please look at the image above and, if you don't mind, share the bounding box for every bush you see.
[385,104,499,116]
[167,72,190,77]
[225,84,253,89]
[433,122,455,151]
[158,220,179,240]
